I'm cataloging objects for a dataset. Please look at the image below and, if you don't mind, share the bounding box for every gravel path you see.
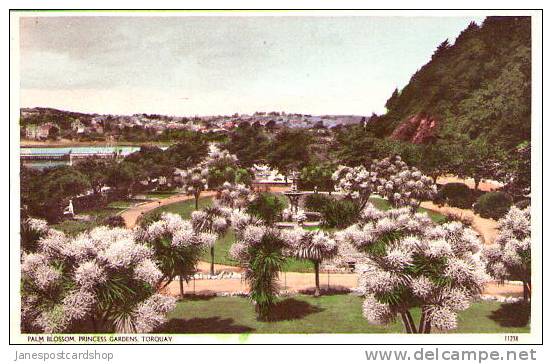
[121,191,217,228]
[122,189,517,297]
[420,201,499,244]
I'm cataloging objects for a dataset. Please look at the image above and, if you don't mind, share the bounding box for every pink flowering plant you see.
[332,165,377,212]
[180,166,209,210]
[337,203,488,333]
[283,228,338,296]
[482,205,531,301]
[371,155,438,210]
[215,181,253,210]
[20,217,50,253]
[20,221,175,334]
[137,212,213,298]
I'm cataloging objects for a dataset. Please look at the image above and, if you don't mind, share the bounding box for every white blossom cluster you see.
[227,209,264,240]
[180,166,209,196]
[190,207,231,239]
[21,223,175,334]
[282,228,338,262]
[203,145,239,169]
[229,224,286,264]
[215,181,253,210]
[337,204,488,332]
[332,165,377,207]
[143,212,217,248]
[371,156,437,209]
[25,218,50,235]
[483,206,531,282]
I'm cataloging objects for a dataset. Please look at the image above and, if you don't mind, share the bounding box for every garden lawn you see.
[158,295,530,334]
[142,195,447,272]
[52,198,146,235]
[143,190,179,200]
[142,196,312,271]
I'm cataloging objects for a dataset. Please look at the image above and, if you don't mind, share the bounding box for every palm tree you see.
[244,230,287,320]
[292,231,338,296]
[191,206,229,275]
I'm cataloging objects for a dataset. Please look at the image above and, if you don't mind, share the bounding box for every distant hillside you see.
[376,16,531,149]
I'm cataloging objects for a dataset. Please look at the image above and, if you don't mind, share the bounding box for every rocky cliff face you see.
[390,114,438,144]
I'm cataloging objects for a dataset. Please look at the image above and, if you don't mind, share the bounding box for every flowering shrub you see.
[227,209,263,240]
[203,146,252,188]
[332,165,376,211]
[336,203,488,333]
[20,217,50,253]
[137,212,213,297]
[372,155,437,209]
[180,166,209,209]
[21,221,175,333]
[482,205,531,300]
[215,181,253,210]
[283,228,338,296]
[230,225,289,320]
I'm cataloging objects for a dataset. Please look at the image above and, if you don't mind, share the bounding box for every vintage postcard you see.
[9,9,542,346]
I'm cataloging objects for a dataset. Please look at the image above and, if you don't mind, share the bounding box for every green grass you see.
[158,295,530,334]
[205,230,238,266]
[52,198,145,235]
[142,195,447,272]
[143,196,313,271]
[143,190,179,199]
[143,196,213,219]
[52,207,121,236]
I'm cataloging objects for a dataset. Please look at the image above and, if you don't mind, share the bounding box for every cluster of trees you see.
[21,134,210,222]
[21,219,177,333]
[359,17,530,197]
[225,124,325,183]
[331,123,530,199]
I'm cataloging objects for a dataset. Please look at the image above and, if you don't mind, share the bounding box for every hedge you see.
[474,191,513,219]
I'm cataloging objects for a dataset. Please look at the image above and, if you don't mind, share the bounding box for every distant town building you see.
[25,123,56,140]
[71,119,86,134]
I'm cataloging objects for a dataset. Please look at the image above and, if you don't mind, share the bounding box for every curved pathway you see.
[121,191,217,228]
[420,201,499,244]
[124,189,518,297]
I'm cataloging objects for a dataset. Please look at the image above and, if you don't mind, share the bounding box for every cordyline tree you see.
[284,228,338,296]
[483,205,531,301]
[337,204,488,333]
[20,219,175,333]
[137,212,214,298]
[191,206,230,275]
[332,165,377,213]
[215,182,253,210]
[203,146,240,188]
[230,225,289,320]
[180,166,209,210]
[371,155,438,210]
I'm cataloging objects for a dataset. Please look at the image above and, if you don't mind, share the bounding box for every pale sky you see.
[19,16,485,116]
